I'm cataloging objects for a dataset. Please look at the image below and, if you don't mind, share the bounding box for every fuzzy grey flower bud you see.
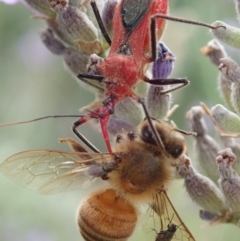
[63,47,89,75]
[221,137,240,174]
[107,117,135,136]
[39,28,65,55]
[49,0,101,54]
[177,155,226,213]
[217,148,240,211]
[23,0,56,17]
[186,106,220,182]
[200,39,227,66]
[146,42,175,119]
[211,21,240,49]
[218,73,234,111]
[146,85,172,120]
[114,98,143,126]
[200,40,233,110]
[219,57,240,115]
[210,104,240,135]
[81,0,105,29]
[234,0,240,23]
[39,28,89,77]
[102,0,118,38]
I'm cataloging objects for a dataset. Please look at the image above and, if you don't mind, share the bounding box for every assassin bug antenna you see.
[150,14,226,61]
[152,14,225,29]
[0,115,100,153]
[0,115,84,127]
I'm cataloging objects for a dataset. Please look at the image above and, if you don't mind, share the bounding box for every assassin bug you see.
[75,0,221,153]
[75,0,188,153]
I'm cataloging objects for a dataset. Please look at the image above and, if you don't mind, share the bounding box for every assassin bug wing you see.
[0,150,113,195]
[143,191,195,241]
[121,0,152,31]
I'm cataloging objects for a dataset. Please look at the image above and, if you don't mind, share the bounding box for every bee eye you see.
[141,125,157,145]
[166,145,183,158]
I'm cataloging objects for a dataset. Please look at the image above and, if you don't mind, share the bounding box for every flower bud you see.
[177,155,226,213]
[152,42,175,79]
[107,117,135,136]
[217,73,234,111]
[234,0,240,23]
[39,28,65,55]
[186,106,220,183]
[211,21,240,48]
[69,0,82,7]
[219,57,240,115]
[39,28,89,78]
[102,0,118,38]
[23,0,56,17]
[81,0,105,29]
[217,148,240,211]
[210,104,240,135]
[114,98,143,126]
[63,47,89,75]
[219,58,240,84]
[200,39,227,66]
[200,40,233,110]
[221,137,240,174]
[146,42,175,119]
[49,1,101,54]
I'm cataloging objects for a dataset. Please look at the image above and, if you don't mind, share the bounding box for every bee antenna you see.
[138,98,165,150]
[0,115,85,127]
[174,128,197,137]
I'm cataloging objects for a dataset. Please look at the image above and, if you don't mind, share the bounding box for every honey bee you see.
[0,118,195,241]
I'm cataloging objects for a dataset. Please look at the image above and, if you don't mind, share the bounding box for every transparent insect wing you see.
[143,191,195,241]
[0,150,113,195]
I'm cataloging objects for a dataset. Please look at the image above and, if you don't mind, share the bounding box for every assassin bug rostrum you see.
[75,0,222,153]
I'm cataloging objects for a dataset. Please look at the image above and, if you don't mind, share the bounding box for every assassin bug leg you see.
[90,0,112,46]
[143,77,189,94]
[79,78,105,92]
[137,97,165,150]
[72,120,101,153]
[77,73,104,82]
[73,95,115,153]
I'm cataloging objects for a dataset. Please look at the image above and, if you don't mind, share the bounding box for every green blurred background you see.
[0,0,239,241]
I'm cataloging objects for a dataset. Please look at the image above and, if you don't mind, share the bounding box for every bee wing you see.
[0,150,113,195]
[143,191,195,241]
